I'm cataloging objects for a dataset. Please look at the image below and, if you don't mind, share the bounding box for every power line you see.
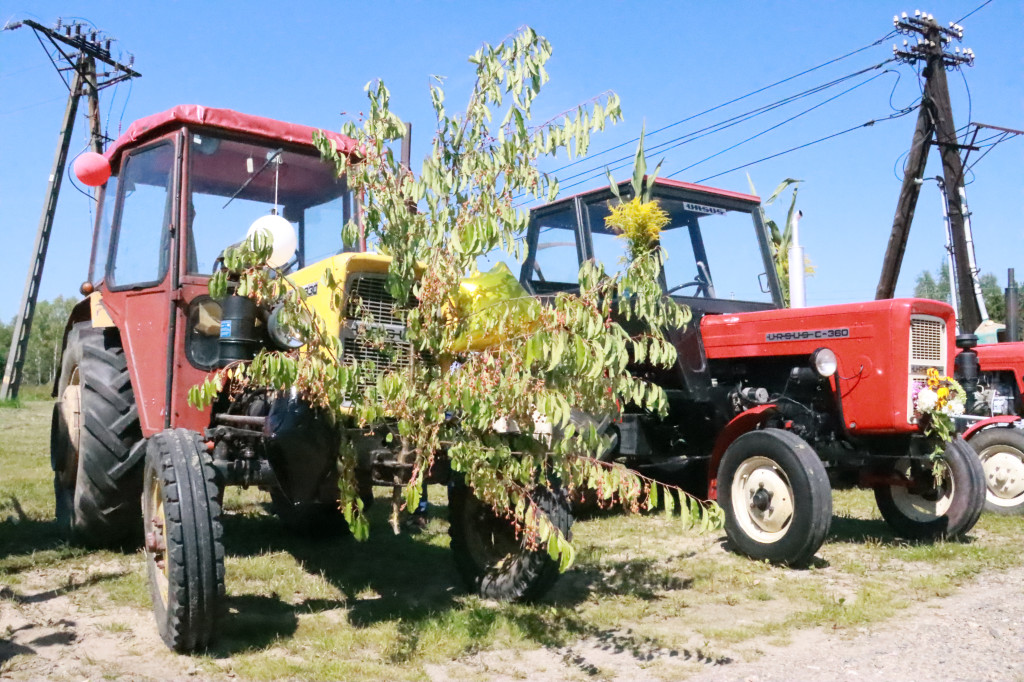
[955,0,994,24]
[667,70,897,179]
[558,60,894,188]
[694,106,920,185]
[541,30,899,178]
[552,64,899,195]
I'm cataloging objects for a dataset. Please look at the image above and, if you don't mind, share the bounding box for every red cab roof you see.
[105,104,357,165]
[549,176,761,207]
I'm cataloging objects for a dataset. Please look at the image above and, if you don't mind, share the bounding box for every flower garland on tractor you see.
[913,368,967,479]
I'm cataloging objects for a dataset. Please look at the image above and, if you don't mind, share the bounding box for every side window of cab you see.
[108,142,175,288]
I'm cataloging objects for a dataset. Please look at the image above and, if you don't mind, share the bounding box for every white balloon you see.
[246,213,297,268]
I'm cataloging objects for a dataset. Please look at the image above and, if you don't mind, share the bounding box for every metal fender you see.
[706,404,778,501]
[963,415,1022,440]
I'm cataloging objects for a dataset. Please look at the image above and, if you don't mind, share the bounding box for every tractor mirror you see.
[758,272,770,294]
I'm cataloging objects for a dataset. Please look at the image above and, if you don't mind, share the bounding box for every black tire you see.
[51,323,143,547]
[718,429,832,566]
[968,427,1024,515]
[875,436,985,540]
[142,429,225,652]
[449,481,572,602]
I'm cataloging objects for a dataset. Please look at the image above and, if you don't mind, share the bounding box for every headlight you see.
[811,347,838,378]
[267,303,305,349]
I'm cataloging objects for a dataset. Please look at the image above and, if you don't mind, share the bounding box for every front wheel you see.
[718,429,832,566]
[968,427,1024,515]
[449,481,571,602]
[142,429,225,652]
[874,436,985,540]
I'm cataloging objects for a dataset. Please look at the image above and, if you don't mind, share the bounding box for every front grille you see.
[345,275,403,326]
[907,315,947,423]
[341,273,413,394]
[910,318,944,362]
[341,335,414,388]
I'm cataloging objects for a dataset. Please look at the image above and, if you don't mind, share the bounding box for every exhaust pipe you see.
[788,210,806,308]
[1007,268,1019,342]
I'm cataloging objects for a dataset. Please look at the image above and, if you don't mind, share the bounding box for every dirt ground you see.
[422,566,1024,682]
[4,561,1024,681]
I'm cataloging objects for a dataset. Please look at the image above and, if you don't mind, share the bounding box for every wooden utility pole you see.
[0,19,139,400]
[875,11,979,331]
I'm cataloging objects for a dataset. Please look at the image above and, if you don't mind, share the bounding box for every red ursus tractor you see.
[51,105,570,652]
[519,177,986,565]
[953,332,1024,514]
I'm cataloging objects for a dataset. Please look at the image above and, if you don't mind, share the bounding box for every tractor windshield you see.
[524,180,778,306]
[186,133,351,275]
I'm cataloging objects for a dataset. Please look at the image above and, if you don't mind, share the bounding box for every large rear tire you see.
[875,436,985,540]
[143,429,225,652]
[449,481,571,602]
[969,427,1024,515]
[718,429,832,566]
[51,323,143,547]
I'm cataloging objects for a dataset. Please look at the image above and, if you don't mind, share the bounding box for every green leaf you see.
[645,158,664,204]
[647,482,659,511]
[606,167,620,201]
[631,125,647,198]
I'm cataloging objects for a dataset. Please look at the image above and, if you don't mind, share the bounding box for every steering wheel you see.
[666,277,708,297]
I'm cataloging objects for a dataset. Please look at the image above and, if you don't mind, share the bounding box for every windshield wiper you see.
[222,148,283,209]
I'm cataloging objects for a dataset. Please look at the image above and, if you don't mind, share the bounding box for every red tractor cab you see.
[520,177,986,565]
[72,105,357,437]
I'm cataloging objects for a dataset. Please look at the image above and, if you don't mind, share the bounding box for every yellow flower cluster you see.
[604,197,670,260]
[924,368,960,412]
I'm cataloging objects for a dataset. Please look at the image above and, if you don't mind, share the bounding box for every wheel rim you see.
[465,497,520,572]
[143,469,170,608]
[57,368,82,488]
[730,456,795,543]
[889,457,954,521]
[979,442,1024,507]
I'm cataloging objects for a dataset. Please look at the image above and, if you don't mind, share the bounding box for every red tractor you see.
[519,177,986,565]
[51,105,570,652]
[953,333,1024,514]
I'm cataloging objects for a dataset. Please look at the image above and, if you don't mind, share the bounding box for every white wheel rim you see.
[890,457,954,521]
[730,456,795,543]
[979,443,1024,507]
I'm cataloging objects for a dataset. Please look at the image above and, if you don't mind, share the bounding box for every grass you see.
[3,396,1024,680]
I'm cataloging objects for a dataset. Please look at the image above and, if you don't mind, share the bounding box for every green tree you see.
[22,297,77,386]
[0,316,11,376]
[0,297,78,387]
[194,28,715,565]
[913,262,1019,326]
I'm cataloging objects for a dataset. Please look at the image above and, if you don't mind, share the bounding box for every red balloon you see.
[74,151,111,187]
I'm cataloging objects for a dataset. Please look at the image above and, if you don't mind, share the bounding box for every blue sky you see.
[0,0,1020,321]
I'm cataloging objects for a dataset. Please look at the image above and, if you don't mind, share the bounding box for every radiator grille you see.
[907,315,947,423]
[341,335,414,387]
[341,273,413,394]
[345,275,403,326]
[910,318,945,362]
